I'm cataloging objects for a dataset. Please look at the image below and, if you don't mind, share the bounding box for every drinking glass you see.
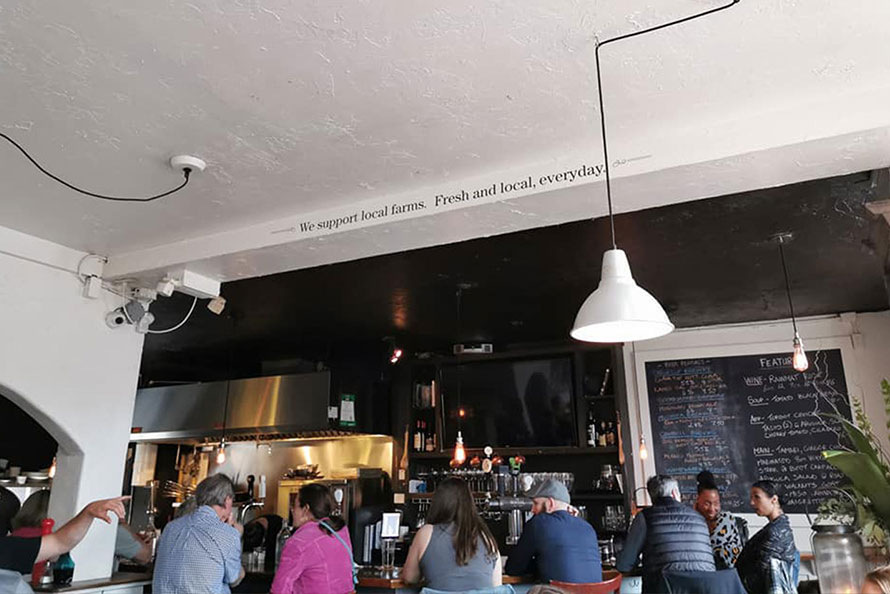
[381,539,396,570]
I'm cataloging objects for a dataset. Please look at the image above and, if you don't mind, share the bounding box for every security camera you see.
[106,308,128,329]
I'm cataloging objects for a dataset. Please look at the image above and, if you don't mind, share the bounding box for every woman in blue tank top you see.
[402,478,502,591]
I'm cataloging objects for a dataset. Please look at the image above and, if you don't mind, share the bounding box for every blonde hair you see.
[866,566,890,594]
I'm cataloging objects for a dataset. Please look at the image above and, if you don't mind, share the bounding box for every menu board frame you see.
[628,335,860,518]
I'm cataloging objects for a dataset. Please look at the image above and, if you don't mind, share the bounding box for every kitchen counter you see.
[31,571,150,593]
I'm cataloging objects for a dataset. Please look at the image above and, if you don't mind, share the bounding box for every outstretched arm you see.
[37,497,129,563]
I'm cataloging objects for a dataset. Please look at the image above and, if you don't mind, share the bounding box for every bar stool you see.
[549,573,622,594]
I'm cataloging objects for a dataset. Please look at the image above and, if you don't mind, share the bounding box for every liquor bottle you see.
[586,410,597,447]
[598,422,608,447]
[420,421,426,451]
[606,422,615,446]
[53,553,75,586]
[276,522,294,567]
[425,423,435,451]
[413,420,422,452]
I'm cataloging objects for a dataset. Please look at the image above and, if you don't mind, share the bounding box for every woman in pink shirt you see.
[271,483,355,594]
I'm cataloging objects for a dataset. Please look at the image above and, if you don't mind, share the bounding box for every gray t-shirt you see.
[419,523,495,591]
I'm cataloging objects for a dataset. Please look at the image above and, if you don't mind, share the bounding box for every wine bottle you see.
[586,410,597,447]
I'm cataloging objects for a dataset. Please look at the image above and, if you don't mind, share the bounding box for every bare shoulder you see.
[412,523,434,556]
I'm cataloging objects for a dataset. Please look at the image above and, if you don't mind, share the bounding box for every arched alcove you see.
[0,383,82,483]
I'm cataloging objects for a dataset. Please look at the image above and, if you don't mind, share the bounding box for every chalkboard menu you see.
[645,349,850,513]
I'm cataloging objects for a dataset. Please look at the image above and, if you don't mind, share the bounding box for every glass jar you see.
[811,524,867,594]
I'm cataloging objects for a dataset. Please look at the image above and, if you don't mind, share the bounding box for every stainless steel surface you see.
[131,381,227,436]
[507,510,524,545]
[131,372,330,441]
[208,434,394,518]
[225,372,330,433]
[237,500,266,524]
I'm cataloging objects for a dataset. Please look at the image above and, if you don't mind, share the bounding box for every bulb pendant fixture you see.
[639,436,649,461]
[453,430,467,466]
[776,233,809,374]
[216,439,227,465]
[792,332,809,373]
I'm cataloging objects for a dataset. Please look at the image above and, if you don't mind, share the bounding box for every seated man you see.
[153,474,245,594]
[505,479,602,584]
[616,475,715,592]
[114,521,153,565]
[0,495,129,574]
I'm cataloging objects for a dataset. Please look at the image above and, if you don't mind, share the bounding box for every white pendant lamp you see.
[572,0,740,343]
[571,249,673,343]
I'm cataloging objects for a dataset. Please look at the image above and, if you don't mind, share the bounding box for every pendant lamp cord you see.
[455,287,463,431]
[777,236,799,335]
[594,0,741,249]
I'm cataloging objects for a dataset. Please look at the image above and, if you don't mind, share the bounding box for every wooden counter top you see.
[357,568,619,590]
[31,570,151,593]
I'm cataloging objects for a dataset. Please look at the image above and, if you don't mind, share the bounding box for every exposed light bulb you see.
[792,333,809,373]
[453,431,467,465]
[639,437,649,460]
[48,457,57,479]
[216,440,227,465]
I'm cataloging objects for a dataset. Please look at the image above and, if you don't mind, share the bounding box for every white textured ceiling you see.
[1,0,889,281]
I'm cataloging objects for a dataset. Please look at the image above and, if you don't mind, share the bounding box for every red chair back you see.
[550,573,622,594]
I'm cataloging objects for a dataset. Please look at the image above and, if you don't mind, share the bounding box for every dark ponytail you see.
[298,483,346,535]
[696,470,719,494]
[752,479,784,507]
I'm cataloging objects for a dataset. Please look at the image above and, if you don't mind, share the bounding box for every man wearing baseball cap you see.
[504,479,601,584]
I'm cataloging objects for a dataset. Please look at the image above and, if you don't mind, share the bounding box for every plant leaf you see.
[823,450,890,526]
[822,413,884,468]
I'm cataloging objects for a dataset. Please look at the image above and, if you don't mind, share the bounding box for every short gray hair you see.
[647,475,679,500]
[195,474,235,507]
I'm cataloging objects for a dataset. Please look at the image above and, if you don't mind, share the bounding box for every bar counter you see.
[31,571,151,594]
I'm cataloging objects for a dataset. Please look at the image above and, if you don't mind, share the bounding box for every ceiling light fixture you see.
[452,285,470,467]
[775,233,809,372]
[571,0,740,343]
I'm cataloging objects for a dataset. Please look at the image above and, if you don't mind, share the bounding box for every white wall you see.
[621,311,890,555]
[0,226,144,580]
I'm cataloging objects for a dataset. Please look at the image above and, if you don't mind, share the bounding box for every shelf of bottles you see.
[402,349,630,541]
[410,381,439,454]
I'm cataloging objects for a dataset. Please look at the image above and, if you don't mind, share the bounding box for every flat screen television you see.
[440,356,576,448]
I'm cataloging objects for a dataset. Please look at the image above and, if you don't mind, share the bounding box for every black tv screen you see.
[441,356,576,448]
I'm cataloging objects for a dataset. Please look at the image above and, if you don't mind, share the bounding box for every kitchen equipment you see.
[283,464,322,480]
[276,470,390,563]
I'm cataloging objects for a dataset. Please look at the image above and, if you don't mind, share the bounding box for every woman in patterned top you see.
[694,471,746,569]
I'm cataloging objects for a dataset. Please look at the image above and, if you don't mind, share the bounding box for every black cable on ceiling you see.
[0,132,190,203]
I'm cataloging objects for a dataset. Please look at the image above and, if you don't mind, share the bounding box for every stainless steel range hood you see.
[130,372,331,442]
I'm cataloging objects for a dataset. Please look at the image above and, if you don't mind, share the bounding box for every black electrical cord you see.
[594,0,741,249]
[0,132,191,203]
[777,236,799,335]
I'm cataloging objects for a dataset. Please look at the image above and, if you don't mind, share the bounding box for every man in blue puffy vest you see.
[617,475,715,591]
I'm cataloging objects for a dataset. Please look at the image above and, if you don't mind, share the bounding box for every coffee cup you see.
[0,459,8,471]
[8,466,21,477]
[15,476,26,485]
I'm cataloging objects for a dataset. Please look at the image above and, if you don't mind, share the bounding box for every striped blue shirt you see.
[153,506,242,594]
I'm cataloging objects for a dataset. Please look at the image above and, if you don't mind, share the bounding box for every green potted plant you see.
[819,380,890,553]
